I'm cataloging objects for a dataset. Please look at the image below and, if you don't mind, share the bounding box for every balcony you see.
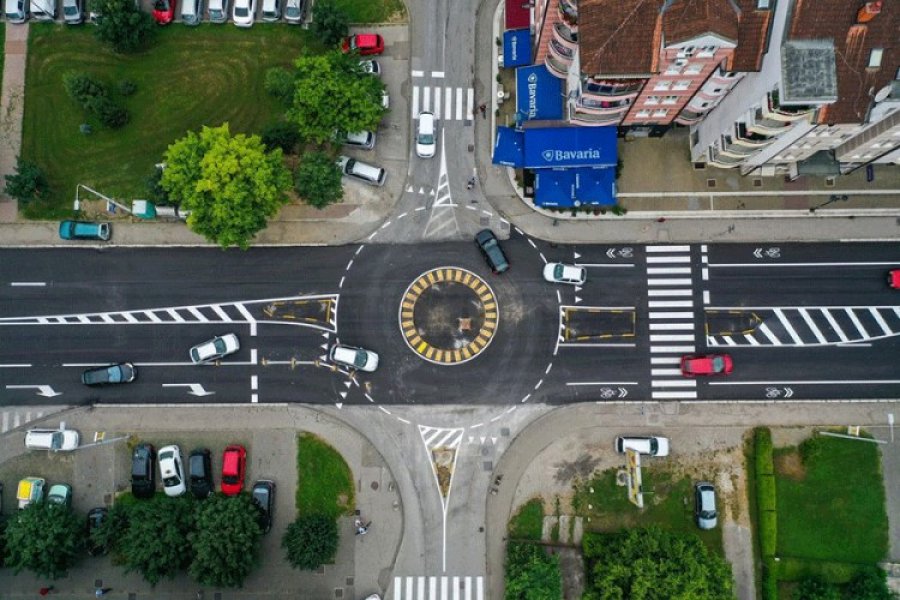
[719,136,755,158]
[675,109,704,125]
[733,123,772,148]
[763,90,814,123]
[708,68,737,86]
[581,79,642,100]
[548,38,574,65]
[707,147,743,168]
[575,95,630,116]
[557,0,577,26]
[553,20,578,51]
[544,53,570,78]
[571,109,622,126]
[747,108,789,135]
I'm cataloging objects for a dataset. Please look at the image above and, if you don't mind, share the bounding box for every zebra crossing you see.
[1,408,55,433]
[392,575,484,600]
[646,245,698,400]
[411,84,474,121]
[707,306,900,347]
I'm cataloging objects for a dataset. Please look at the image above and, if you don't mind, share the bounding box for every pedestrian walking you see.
[466,176,476,190]
[39,586,54,596]
[479,103,487,119]
[96,586,112,597]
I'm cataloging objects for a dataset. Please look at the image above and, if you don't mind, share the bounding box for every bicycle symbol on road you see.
[765,247,781,258]
[765,387,782,399]
[599,387,616,399]
[619,247,634,258]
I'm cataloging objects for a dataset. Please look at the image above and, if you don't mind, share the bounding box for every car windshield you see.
[50,432,64,449]
[353,352,368,368]
[419,133,434,144]
[554,264,564,278]
[711,357,725,371]
[350,38,359,50]
[648,439,658,453]
[285,5,298,14]
[105,366,122,382]
[64,4,77,14]
[213,338,227,353]
[254,488,269,505]
[235,5,247,15]
[153,0,167,9]
[223,473,239,484]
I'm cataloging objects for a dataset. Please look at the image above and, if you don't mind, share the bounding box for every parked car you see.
[29,0,55,20]
[25,427,80,451]
[58,220,111,241]
[251,480,275,533]
[359,59,381,76]
[474,229,510,274]
[341,33,385,56]
[17,477,45,509]
[207,0,227,21]
[680,354,733,377]
[615,436,670,457]
[190,333,240,364]
[86,507,109,555]
[189,448,213,499]
[151,0,175,23]
[131,443,156,498]
[415,111,436,158]
[340,130,376,150]
[329,344,379,372]
[221,444,247,496]
[181,0,201,24]
[282,0,304,22]
[260,0,278,20]
[4,0,28,23]
[159,445,187,497]
[382,89,390,110]
[231,0,255,26]
[543,262,586,285]
[694,482,718,529]
[47,483,73,508]
[62,0,83,23]
[337,155,386,187]
[888,269,900,289]
[81,362,137,385]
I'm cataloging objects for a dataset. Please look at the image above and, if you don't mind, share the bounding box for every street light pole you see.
[808,194,849,213]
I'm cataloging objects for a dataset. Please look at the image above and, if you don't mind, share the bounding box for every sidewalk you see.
[0,22,28,224]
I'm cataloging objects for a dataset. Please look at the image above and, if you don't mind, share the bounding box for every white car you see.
[360,59,381,76]
[416,111,435,158]
[543,262,586,285]
[232,0,255,26]
[615,436,670,457]
[190,333,240,364]
[329,344,379,372]
[25,428,80,451]
[159,445,187,497]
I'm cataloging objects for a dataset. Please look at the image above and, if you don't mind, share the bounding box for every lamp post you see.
[808,194,849,213]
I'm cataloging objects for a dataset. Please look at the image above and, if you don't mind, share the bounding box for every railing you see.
[733,123,772,147]
[707,147,743,168]
[575,97,630,115]
[581,79,643,98]
[557,0,577,25]
[764,91,814,122]
[545,53,570,78]
[553,21,578,49]
[570,110,622,125]
[549,38,574,62]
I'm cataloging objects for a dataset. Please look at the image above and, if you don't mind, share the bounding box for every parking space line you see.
[412,86,419,118]
[456,87,463,120]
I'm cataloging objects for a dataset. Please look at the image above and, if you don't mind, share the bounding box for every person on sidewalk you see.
[39,586,54,596]
[96,586,112,597]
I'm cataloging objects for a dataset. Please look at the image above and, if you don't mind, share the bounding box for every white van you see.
[260,0,278,20]
[181,0,201,24]
[337,155,386,187]
[4,0,27,22]
[208,0,227,21]
[282,0,303,22]
[25,427,80,451]
[29,0,55,20]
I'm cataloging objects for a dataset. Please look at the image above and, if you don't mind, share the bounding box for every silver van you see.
[342,130,376,150]
[208,0,227,22]
[261,0,279,20]
[181,0,201,24]
[282,0,303,22]
[29,0,55,20]
[4,0,27,22]
[62,0,83,23]
[337,155,386,187]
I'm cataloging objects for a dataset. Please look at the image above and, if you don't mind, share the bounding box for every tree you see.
[264,67,296,105]
[793,577,841,600]
[286,51,385,144]
[93,0,155,53]
[581,527,734,600]
[189,494,261,588]
[116,496,194,585]
[3,502,83,579]
[261,121,301,155]
[282,514,338,570]
[504,542,561,600]
[310,0,348,46]
[145,165,172,206]
[294,151,343,208]
[842,569,895,600]
[160,123,292,249]
[4,157,49,204]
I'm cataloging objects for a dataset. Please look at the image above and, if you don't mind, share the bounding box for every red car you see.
[888,270,900,289]
[341,34,385,56]
[221,445,246,496]
[152,0,176,24]
[681,354,733,377]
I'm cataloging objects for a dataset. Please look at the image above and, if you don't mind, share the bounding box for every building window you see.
[645,96,660,105]
[673,80,691,90]
[652,109,668,118]
[635,110,651,118]
[685,64,703,75]
[662,95,678,105]
[653,80,671,91]
[868,49,883,68]
[666,63,683,75]
[698,46,716,57]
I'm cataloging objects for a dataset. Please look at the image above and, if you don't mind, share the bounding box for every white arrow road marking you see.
[5,385,62,397]
[162,383,215,396]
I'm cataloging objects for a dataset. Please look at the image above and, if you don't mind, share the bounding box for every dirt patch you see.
[774,449,806,480]
[554,454,602,485]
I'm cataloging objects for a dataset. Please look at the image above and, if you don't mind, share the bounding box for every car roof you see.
[356,33,379,45]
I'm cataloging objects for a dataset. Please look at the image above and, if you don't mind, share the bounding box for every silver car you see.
[282,0,303,22]
[190,333,240,364]
[694,482,717,529]
[62,0,83,23]
[208,0,228,21]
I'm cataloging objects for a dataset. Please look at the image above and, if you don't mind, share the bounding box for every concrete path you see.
[0,22,27,222]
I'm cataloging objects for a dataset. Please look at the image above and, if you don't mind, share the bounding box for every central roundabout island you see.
[399,267,499,365]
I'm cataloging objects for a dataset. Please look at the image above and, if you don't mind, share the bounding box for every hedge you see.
[755,427,778,600]
[755,427,774,476]
[761,557,778,600]
[760,507,777,558]
[775,556,865,584]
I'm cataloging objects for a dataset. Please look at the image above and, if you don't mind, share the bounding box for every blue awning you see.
[503,29,531,67]
[492,127,525,167]
[516,65,563,121]
[575,168,617,205]
[534,169,576,207]
[523,126,617,168]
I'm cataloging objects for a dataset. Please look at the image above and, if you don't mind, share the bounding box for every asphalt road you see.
[0,241,897,406]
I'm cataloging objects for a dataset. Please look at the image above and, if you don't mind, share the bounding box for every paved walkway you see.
[0,22,27,223]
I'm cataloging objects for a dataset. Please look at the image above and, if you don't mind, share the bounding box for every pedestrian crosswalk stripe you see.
[434,87,441,118]
[445,89,452,122]
[393,576,484,600]
[654,390,698,399]
[423,86,431,113]
[466,88,474,118]
[412,86,420,118]
[456,87,463,120]
[411,85,475,121]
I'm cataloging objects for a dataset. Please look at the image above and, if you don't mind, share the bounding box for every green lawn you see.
[22,23,318,219]
[333,0,406,23]
[509,498,544,541]
[295,433,355,520]
[574,467,723,551]
[775,435,888,564]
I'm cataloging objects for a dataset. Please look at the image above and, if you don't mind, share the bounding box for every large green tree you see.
[116,496,194,585]
[161,123,292,249]
[286,51,385,144]
[282,514,338,570]
[582,527,734,600]
[842,569,895,600]
[189,494,262,588]
[294,151,344,208]
[92,0,155,53]
[4,501,82,579]
[504,542,561,600]
[310,0,349,46]
[3,157,49,205]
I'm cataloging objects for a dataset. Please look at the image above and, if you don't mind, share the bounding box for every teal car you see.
[47,484,72,508]
[59,220,111,241]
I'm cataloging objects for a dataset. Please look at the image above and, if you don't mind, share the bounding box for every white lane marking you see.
[649,311,693,319]
[648,278,692,286]
[648,289,692,296]
[122,312,138,323]
[701,255,708,263]
[651,368,682,376]
[453,577,460,600]
[710,261,900,268]
[455,87,463,120]
[650,322,693,330]
[78,315,91,323]
[757,323,782,345]
[894,307,900,320]
[651,356,681,364]
[466,88,474,118]
[251,375,258,390]
[476,577,483,600]
[143,310,161,323]
[651,379,696,388]
[188,307,206,321]
[418,576,425,599]
[701,244,708,252]
[166,309,185,322]
[412,86,420,118]
[430,576,437,599]
[709,380,900,385]
[821,309,849,342]
[445,88,452,120]
[870,308,892,336]
[774,309,803,345]
[100,314,115,323]
[234,303,255,325]
[647,267,691,275]
[798,308,828,344]
[441,576,448,600]
[647,245,690,252]
[722,336,737,346]
[647,255,690,263]
[702,267,709,280]
[251,393,258,403]
[653,390,698,399]
[433,87,441,119]
[212,305,231,321]
[565,381,638,386]
[746,334,760,345]
[10,282,46,286]
[465,576,473,600]
[648,300,693,308]
[703,290,710,304]
[0,363,31,367]
[649,345,695,353]
[650,334,694,342]
[412,69,424,77]
[432,71,445,78]
[577,263,635,268]
[423,86,431,112]
[845,308,869,339]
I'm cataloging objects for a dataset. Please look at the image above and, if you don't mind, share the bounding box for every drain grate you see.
[693,162,706,170]
[752,178,762,187]
[346,576,354,586]
[706,178,717,188]
[480,215,490,226]
[825,177,836,187]
[483,460,493,471]
[334,588,344,598]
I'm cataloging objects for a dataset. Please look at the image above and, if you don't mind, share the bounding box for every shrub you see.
[118,79,137,96]
[261,121,301,154]
[758,473,776,512]
[282,514,338,570]
[87,96,129,129]
[760,503,777,557]
[792,576,841,600]
[63,71,108,108]
[756,427,774,475]
[145,166,171,206]
[777,557,864,584]
[264,67,296,105]
[294,150,343,209]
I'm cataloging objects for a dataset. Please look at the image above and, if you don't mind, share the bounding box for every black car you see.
[474,229,510,274]
[251,480,275,533]
[131,443,156,498]
[189,448,213,499]
[81,362,137,386]
[86,507,109,556]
